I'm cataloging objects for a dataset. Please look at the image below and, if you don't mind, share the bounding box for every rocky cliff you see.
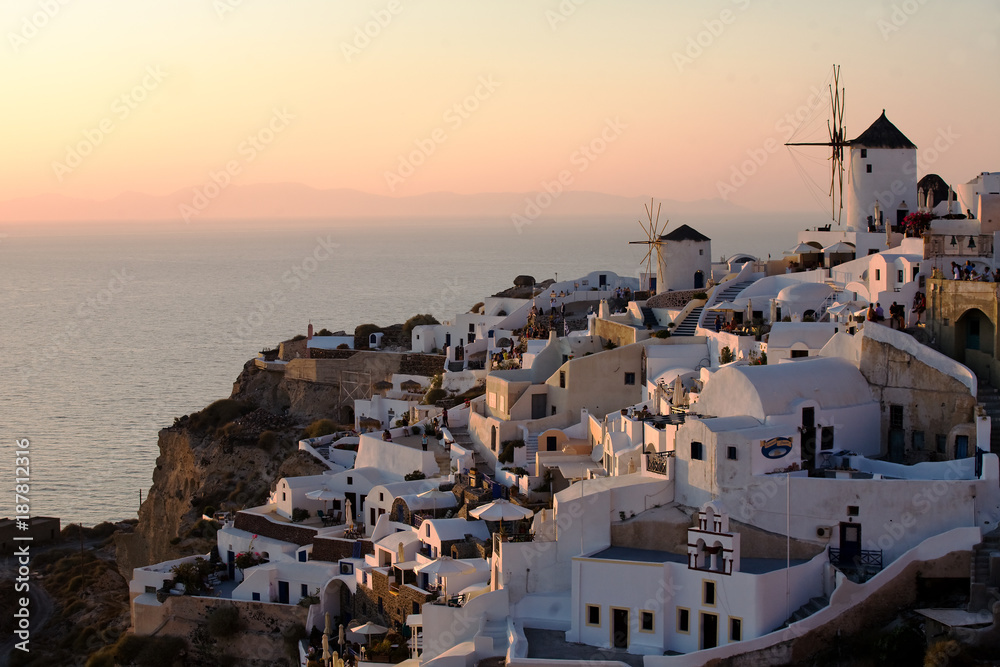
[116,360,335,577]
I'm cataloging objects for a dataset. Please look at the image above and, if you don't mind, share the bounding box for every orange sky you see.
[3,0,998,214]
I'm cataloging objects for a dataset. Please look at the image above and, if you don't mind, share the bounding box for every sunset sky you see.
[3,0,998,214]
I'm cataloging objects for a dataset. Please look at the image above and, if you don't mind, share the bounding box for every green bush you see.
[291,508,310,523]
[302,419,338,439]
[404,470,426,481]
[498,442,515,464]
[719,346,734,364]
[693,292,708,300]
[654,329,671,338]
[291,334,307,341]
[317,328,333,336]
[412,426,421,435]
[208,605,241,638]
[355,323,381,348]
[423,388,447,405]
[258,430,280,450]
[187,399,255,432]
[403,314,440,339]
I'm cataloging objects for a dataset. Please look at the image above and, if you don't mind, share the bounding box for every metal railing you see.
[828,546,882,570]
[646,451,672,475]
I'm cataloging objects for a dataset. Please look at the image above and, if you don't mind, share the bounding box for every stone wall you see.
[233,512,317,547]
[311,536,373,562]
[133,594,308,665]
[279,337,309,361]
[646,288,705,309]
[354,568,435,630]
[310,348,358,360]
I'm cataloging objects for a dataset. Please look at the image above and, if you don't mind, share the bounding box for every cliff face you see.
[116,361,333,577]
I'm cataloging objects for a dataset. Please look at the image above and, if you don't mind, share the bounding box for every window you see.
[703,581,716,606]
[469,323,475,333]
[551,406,556,416]
[790,350,808,358]
[699,249,704,255]
[866,164,872,173]
[413,601,420,615]
[677,608,690,633]
[889,405,904,429]
[898,269,904,283]
[624,372,635,385]
[913,431,925,451]
[347,476,353,485]
[379,493,384,502]
[426,524,431,536]
[727,446,737,461]
[691,441,704,461]
[586,604,601,626]
[640,610,654,632]
[282,492,286,501]
[145,585,156,594]
[252,592,261,601]
[875,269,881,281]
[729,617,742,642]
[301,584,308,597]
[936,434,947,453]
[559,371,566,388]
[821,426,834,451]
[847,505,859,517]
[860,149,867,158]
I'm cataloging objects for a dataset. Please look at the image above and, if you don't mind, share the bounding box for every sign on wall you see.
[760,437,793,459]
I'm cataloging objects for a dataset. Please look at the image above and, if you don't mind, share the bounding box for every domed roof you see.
[775,282,834,303]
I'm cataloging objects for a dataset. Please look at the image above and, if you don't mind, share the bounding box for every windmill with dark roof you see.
[845,110,917,233]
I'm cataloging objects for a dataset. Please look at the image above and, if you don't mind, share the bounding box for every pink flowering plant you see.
[901,211,933,237]
[234,534,267,576]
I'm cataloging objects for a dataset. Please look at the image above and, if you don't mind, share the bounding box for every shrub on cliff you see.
[302,419,338,439]
[355,323,380,348]
[187,399,254,432]
[402,313,440,340]
[89,632,187,667]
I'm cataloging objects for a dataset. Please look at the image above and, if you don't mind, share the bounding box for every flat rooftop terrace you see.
[588,546,807,574]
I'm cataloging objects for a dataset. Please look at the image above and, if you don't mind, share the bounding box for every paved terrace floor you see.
[524,628,645,667]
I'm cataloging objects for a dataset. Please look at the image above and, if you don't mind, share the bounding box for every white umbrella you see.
[783,242,822,255]
[822,241,856,254]
[322,634,331,662]
[345,498,354,531]
[351,621,388,649]
[325,611,332,636]
[470,499,534,521]
[415,557,476,604]
[707,301,739,311]
[306,487,339,514]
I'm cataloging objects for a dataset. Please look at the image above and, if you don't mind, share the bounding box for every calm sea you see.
[0,213,817,526]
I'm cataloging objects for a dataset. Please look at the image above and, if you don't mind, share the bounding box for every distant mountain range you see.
[0,183,745,222]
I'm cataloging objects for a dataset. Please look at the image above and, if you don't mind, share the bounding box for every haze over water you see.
[1,213,811,526]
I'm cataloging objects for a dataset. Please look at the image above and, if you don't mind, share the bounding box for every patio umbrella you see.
[400,379,422,392]
[707,301,739,311]
[325,611,332,636]
[339,624,345,654]
[822,241,856,254]
[469,499,533,521]
[345,499,354,531]
[322,634,331,662]
[359,417,382,430]
[415,556,476,603]
[373,380,393,393]
[783,242,822,255]
[351,621,388,649]
[306,487,339,513]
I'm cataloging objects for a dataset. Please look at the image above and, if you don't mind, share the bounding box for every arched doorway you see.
[694,271,705,290]
[955,308,995,379]
[490,425,497,451]
[340,405,355,424]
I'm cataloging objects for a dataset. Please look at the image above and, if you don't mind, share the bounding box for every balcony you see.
[645,451,672,475]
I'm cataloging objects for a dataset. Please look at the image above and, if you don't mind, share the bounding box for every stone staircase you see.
[977,379,1000,454]
[672,305,704,337]
[639,306,658,328]
[524,434,539,469]
[448,426,478,474]
[777,595,829,630]
[969,527,1000,612]
[672,280,755,336]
